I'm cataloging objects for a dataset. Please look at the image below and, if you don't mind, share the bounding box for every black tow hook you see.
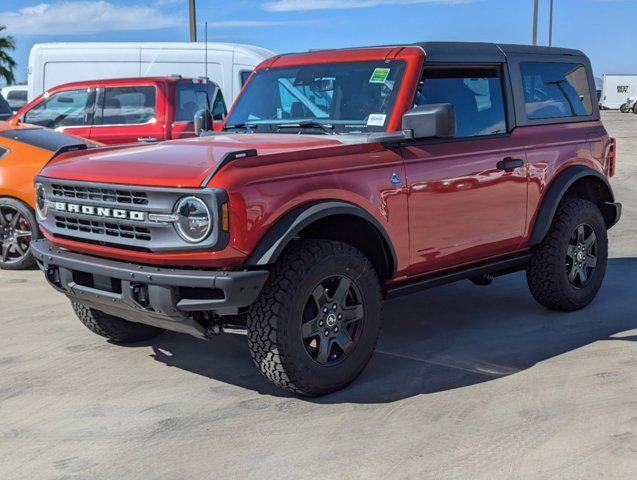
[202,312,223,338]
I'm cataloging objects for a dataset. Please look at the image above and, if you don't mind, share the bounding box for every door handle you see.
[496,158,524,171]
[137,137,159,143]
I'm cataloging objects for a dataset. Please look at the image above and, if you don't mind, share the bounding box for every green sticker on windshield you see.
[369,68,390,84]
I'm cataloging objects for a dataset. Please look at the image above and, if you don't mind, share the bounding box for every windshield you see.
[225,60,406,133]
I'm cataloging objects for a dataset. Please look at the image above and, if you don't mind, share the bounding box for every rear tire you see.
[526,198,608,311]
[72,302,165,343]
[247,239,382,396]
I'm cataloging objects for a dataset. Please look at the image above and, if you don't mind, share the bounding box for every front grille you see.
[51,183,149,206]
[55,215,152,242]
[38,178,225,253]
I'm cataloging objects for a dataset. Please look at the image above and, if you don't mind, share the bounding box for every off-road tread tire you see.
[526,198,608,311]
[247,239,382,397]
[72,302,165,343]
[0,198,39,271]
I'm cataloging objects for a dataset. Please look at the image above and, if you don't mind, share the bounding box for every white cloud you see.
[263,0,474,11]
[1,1,182,35]
[206,20,288,28]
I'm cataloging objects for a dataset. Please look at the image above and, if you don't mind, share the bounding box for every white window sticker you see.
[366,114,387,126]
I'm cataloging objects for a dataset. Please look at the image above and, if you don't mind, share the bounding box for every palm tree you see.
[0,26,16,85]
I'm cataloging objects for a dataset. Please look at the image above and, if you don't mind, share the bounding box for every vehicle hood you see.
[40,134,351,188]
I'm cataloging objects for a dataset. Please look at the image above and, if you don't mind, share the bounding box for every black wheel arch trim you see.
[529,165,620,245]
[245,200,398,276]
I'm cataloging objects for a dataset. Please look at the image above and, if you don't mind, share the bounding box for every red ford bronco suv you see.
[31,42,621,396]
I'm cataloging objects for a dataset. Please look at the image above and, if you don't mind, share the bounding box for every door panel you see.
[404,65,528,275]
[403,141,528,275]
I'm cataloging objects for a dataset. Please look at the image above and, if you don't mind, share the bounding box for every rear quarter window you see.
[520,62,593,120]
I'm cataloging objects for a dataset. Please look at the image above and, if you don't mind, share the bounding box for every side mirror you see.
[194,108,213,136]
[402,103,456,140]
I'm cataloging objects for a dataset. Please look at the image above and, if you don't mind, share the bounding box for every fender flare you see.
[529,165,616,245]
[245,200,397,275]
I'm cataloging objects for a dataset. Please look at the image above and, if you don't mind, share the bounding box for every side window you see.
[417,68,507,138]
[520,62,593,120]
[176,83,209,122]
[240,70,252,86]
[211,91,227,121]
[0,147,8,159]
[24,89,92,128]
[97,86,156,125]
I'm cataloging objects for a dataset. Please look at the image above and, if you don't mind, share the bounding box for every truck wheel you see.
[526,198,608,311]
[632,104,637,114]
[247,239,382,396]
[72,302,165,343]
[0,198,39,270]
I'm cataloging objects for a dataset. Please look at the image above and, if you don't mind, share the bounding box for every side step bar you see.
[386,253,532,299]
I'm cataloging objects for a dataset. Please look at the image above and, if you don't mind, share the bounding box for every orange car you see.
[0,122,97,269]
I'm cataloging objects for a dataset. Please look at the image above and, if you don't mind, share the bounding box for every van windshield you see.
[225,60,406,134]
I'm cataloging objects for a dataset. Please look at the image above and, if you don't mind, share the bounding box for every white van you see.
[27,42,274,103]
[599,74,637,109]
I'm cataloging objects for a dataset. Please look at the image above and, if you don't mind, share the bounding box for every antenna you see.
[205,21,208,81]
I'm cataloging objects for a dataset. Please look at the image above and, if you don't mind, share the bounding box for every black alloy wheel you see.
[301,275,365,365]
[0,205,33,266]
[565,223,598,289]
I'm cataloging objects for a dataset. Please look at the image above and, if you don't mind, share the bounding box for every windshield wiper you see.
[223,123,258,132]
[276,121,335,134]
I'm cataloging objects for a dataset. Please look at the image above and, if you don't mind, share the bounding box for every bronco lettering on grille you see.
[53,202,146,221]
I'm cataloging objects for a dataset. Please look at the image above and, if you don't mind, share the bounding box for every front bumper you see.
[32,239,269,339]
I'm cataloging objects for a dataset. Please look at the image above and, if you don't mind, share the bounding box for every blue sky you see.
[0,0,633,84]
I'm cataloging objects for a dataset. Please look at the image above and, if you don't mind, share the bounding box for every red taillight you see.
[607,138,616,178]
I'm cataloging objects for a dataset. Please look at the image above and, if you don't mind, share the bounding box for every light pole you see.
[549,0,554,46]
[532,0,539,46]
[189,0,197,42]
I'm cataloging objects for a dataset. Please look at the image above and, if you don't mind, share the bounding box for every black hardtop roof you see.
[415,41,586,63]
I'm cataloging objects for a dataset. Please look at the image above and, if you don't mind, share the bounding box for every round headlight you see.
[174,196,211,243]
[35,183,47,220]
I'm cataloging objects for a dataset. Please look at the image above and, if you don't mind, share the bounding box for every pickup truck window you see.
[176,84,210,122]
[520,62,593,120]
[226,60,406,133]
[24,89,93,129]
[96,86,156,126]
[417,67,507,138]
[211,91,227,121]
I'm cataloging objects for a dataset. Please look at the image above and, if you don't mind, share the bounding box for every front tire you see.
[526,198,608,311]
[72,303,165,343]
[620,103,630,113]
[247,239,382,396]
[0,198,39,270]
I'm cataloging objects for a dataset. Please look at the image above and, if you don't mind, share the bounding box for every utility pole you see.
[549,0,554,46]
[532,0,539,46]
[189,0,197,42]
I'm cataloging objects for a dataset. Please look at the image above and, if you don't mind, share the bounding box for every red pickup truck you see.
[32,42,621,396]
[12,76,227,144]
